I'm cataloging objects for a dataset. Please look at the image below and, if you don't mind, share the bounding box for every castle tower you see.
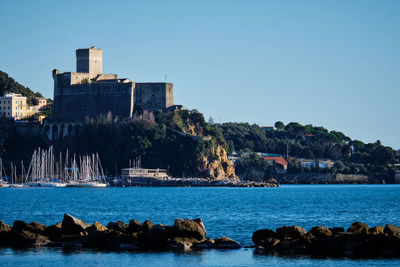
[76,46,103,78]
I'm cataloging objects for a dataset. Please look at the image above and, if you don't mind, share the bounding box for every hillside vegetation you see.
[0,70,43,105]
[213,121,397,180]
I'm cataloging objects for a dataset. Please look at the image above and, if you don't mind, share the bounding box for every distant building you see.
[299,159,334,169]
[261,126,274,132]
[305,134,314,143]
[0,93,47,120]
[0,93,27,120]
[257,152,283,158]
[228,152,241,163]
[35,98,48,110]
[261,156,288,174]
[395,169,400,183]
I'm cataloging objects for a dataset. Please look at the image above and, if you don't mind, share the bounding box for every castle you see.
[52,47,174,121]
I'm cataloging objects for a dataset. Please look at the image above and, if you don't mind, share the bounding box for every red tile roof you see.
[261,156,288,166]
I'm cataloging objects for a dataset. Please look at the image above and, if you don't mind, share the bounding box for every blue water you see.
[0,185,400,266]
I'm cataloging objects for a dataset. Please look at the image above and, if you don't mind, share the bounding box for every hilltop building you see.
[52,47,174,122]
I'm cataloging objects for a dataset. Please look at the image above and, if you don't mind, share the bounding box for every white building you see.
[0,93,27,120]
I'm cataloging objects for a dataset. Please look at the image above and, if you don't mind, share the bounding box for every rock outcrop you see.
[199,145,238,181]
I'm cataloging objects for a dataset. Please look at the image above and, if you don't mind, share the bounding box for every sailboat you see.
[0,159,10,188]
[25,147,108,187]
[9,162,27,188]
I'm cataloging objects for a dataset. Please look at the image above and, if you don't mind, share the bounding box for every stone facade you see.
[53,47,174,122]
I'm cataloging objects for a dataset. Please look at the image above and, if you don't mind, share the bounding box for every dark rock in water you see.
[32,234,51,247]
[192,218,206,231]
[192,238,215,249]
[0,222,11,246]
[11,221,47,235]
[107,221,127,233]
[330,227,345,235]
[168,237,199,250]
[214,236,241,249]
[276,226,306,239]
[86,230,114,249]
[12,230,51,247]
[174,218,207,240]
[147,224,173,249]
[384,224,400,238]
[142,220,154,233]
[259,237,280,250]
[370,226,384,235]
[85,230,136,249]
[61,214,90,234]
[347,222,369,235]
[87,221,107,232]
[308,226,332,239]
[0,220,11,232]
[276,238,306,254]
[11,220,29,233]
[43,223,62,237]
[252,229,277,247]
[28,222,47,234]
[127,219,143,233]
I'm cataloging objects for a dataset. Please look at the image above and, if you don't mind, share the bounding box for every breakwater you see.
[1,214,400,258]
[0,214,241,251]
[115,177,280,187]
[253,222,400,258]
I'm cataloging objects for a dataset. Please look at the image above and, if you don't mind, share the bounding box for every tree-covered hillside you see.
[213,121,397,179]
[0,70,43,105]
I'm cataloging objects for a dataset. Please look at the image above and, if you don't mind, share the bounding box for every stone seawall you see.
[273,173,370,184]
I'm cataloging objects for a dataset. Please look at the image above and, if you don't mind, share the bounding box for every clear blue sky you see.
[0,0,399,148]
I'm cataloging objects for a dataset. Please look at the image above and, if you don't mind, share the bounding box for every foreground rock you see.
[254,222,400,258]
[0,216,240,252]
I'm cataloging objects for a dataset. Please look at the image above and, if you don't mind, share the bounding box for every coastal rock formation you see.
[0,216,241,252]
[199,145,238,181]
[253,222,400,258]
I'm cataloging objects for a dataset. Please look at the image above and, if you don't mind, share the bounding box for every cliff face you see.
[180,117,238,181]
[199,144,238,181]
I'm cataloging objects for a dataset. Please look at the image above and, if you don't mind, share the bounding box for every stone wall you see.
[271,173,370,184]
[53,81,134,121]
[135,83,174,110]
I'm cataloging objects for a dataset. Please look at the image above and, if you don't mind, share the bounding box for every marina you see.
[0,147,108,188]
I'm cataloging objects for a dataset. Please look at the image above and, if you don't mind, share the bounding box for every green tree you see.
[274,121,285,130]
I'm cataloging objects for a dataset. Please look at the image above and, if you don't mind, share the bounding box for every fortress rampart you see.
[52,47,174,122]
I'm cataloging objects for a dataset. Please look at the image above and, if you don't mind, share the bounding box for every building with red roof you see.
[261,156,288,173]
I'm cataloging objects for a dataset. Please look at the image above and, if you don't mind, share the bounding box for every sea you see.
[0,184,399,266]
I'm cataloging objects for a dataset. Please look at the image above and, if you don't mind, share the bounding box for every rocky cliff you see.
[161,110,238,181]
[198,144,238,181]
